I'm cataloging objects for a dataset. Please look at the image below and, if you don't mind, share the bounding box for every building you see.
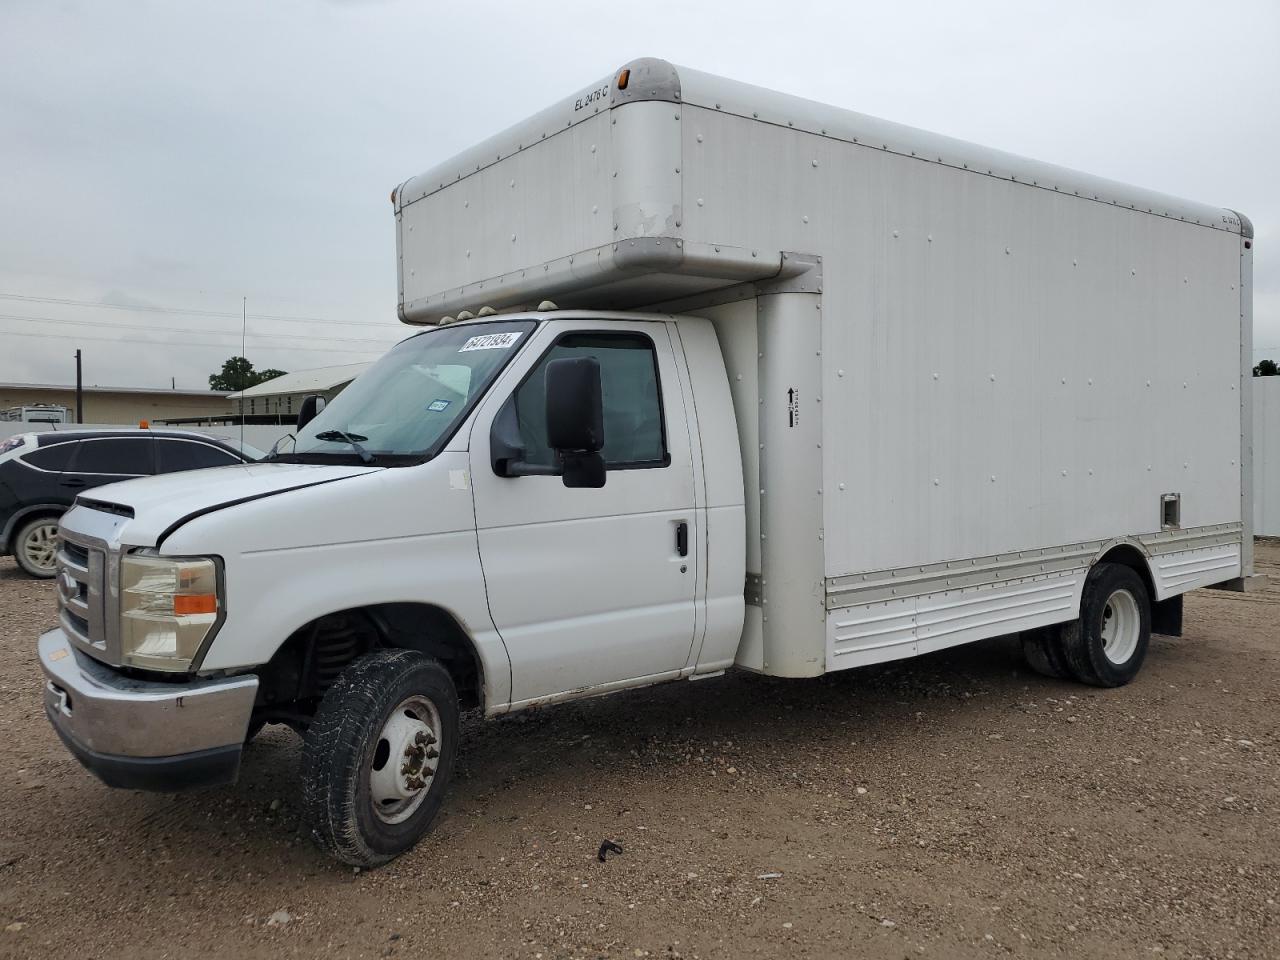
[0,381,231,425]
[228,362,370,422]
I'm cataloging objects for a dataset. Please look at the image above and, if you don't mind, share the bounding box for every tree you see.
[209,357,288,391]
[1253,359,1279,377]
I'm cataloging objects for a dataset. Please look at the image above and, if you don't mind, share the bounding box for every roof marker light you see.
[617,69,630,90]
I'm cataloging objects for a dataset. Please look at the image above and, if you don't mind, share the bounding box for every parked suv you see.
[0,430,256,578]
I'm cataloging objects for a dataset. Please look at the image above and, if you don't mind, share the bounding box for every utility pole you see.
[74,348,83,424]
[240,297,247,448]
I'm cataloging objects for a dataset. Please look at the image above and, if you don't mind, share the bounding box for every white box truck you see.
[37,58,1256,866]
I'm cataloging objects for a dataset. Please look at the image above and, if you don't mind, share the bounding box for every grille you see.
[56,533,108,656]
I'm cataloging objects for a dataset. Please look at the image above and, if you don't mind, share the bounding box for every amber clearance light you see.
[173,594,217,615]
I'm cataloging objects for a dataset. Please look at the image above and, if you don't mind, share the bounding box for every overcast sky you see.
[2,0,1276,391]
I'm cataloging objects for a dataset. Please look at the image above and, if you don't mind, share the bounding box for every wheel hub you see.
[1100,588,1140,665]
[369,696,441,824]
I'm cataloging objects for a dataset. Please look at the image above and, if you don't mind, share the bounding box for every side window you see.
[513,332,668,469]
[70,438,154,475]
[156,440,240,473]
[22,442,78,471]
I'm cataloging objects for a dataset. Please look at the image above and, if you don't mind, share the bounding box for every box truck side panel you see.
[677,97,1244,671]
[679,107,1241,565]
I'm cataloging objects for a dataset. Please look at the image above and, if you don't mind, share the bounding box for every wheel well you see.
[1094,543,1182,635]
[1095,544,1156,603]
[6,507,65,554]
[255,603,484,721]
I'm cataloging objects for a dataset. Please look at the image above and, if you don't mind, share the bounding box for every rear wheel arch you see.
[3,503,67,550]
[1093,541,1157,603]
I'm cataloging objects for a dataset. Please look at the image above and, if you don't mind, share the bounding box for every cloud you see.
[1,0,1276,387]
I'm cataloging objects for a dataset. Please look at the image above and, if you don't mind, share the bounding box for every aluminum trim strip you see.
[826,523,1242,610]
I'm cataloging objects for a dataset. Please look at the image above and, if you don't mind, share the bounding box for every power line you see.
[1,327,386,355]
[0,291,397,328]
[0,312,400,347]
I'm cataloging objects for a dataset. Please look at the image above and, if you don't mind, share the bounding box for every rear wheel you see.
[302,650,459,867]
[1058,562,1151,687]
[14,516,59,578]
[1021,626,1070,679]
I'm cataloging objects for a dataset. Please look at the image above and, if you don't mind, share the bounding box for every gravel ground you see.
[1,547,1278,960]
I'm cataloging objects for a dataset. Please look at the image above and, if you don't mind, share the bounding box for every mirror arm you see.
[501,460,560,478]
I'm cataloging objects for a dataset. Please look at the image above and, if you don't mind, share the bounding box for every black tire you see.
[302,649,459,867]
[1058,563,1151,687]
[14,515,60,579]
[1021,626,1070,679]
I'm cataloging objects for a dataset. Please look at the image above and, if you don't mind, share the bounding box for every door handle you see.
[60,478,87,489]
[675,521,688,558]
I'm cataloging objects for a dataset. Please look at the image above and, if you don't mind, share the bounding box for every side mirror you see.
[296,394,326,431]
[545,357,606,488]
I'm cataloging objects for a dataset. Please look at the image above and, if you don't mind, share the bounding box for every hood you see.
[77,462,380,547]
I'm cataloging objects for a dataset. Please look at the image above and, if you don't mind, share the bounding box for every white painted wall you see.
[0,422,294,458]
[1254,377,1280,536]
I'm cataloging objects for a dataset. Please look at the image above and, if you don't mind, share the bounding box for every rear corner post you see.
[1212,211,1265,592]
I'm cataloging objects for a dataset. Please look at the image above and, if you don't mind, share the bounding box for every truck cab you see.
[39,309,746,865]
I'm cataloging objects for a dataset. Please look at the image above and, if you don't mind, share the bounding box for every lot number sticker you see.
[459,331,523,352]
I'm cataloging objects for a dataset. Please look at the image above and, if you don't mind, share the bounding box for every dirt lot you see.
[1,548,1278,960]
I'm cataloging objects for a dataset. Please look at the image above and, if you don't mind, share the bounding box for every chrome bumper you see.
[39,628,258,790]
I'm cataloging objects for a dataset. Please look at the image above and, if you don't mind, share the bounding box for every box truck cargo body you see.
[395,57,1255,676]
[37,58,1254,866]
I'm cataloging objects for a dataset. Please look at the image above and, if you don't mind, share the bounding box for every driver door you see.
[468,319,699,708]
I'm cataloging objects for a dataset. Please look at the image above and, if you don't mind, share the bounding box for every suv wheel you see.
[14,516,60,578]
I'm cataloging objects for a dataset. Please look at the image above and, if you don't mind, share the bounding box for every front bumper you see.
[38,628,258,791]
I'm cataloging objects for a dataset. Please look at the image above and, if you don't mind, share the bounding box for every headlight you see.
[120,553,221,671]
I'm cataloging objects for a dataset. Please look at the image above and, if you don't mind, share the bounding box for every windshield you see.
[283,320,536,463]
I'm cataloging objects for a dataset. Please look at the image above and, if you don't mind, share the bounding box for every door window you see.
[513,333,668,469]
[70,438,154,475]
[156,439,240,472]
[23,442,78,471]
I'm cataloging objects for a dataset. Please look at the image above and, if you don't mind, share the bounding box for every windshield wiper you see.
[314,429,376,464]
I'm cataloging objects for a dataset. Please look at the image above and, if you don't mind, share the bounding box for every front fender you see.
[161,456,512,709]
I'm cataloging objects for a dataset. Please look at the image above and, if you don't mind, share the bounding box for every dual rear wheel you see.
[1022,562,1151,687]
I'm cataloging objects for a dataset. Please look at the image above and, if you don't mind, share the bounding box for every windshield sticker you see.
[427,399,452,413]
[459,331,523,352]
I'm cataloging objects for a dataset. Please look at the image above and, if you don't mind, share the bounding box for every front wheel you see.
[301,650,459,867]
[14,516,60,578]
